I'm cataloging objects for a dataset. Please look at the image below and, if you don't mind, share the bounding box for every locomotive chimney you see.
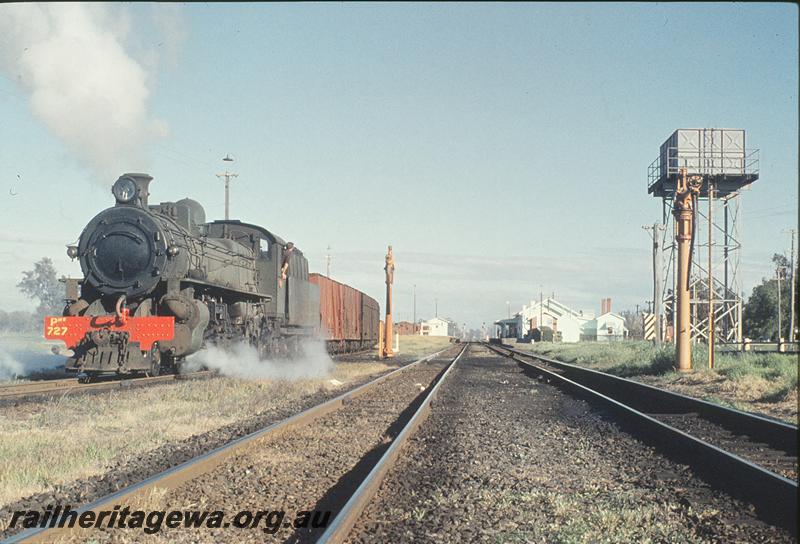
[116,173,153,207]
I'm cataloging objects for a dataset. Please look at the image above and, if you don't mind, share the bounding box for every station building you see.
[495,298,628,343]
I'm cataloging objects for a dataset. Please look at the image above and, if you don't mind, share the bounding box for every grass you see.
[516,341,798,421]
[0,360,403,511]
[521,341,797,398]
[394,335,454,358]
[478,481,704,543]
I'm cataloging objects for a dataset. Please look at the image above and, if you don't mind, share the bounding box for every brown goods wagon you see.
[360,294,380,344]
[310,273,344,340]
[342,283,360,340]
[309,274,379,349]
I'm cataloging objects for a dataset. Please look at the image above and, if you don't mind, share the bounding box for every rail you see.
[485,343,797,533]
[0,371,217,401]
[319,344,467,542]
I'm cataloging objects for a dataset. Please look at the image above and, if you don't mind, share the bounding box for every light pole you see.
[506,300,510,319]
[216,154,238,220]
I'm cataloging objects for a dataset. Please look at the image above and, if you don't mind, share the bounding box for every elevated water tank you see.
[648,128,759,197]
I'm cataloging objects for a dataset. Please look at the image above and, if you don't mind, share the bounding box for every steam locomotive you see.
[45,173,379,379]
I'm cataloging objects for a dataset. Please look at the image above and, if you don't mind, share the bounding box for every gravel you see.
[347,344,793,543]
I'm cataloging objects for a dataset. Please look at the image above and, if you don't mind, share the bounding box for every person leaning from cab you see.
[279,242,294,287]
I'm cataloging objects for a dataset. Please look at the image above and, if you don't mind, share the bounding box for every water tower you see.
[648,128,759,345]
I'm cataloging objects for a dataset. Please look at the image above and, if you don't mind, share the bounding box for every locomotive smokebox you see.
[112,173,153,207]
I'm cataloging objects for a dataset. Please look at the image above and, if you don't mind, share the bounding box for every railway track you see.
[486,343,798,533]
[0,371,217,402]
[2,345,464,543]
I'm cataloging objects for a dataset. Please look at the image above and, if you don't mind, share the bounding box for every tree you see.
[0,309,38,333]
[742,253,793,341]
[620,309,644,340]
[17,257,64,318]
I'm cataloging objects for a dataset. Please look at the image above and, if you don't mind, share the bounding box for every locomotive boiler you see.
[46,173,321,378]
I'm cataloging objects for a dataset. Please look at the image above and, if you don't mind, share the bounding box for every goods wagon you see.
[309,273,380,353]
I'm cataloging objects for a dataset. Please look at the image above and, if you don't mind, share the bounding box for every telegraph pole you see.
[325,246,331,278]
[216,154,238,220]
[792,230,797,344]
[785,229,797,344]
[539,285,543,333]
[413,284,417,334]
[643,223,665,347]
[777,265,783,350]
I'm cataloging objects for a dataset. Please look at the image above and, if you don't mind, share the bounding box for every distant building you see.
[519,298,591,343]
[394,321,420,335]
[581,312,628,342]
[420,317,456,337]
[496,315,523,339]
[495,297,627,343]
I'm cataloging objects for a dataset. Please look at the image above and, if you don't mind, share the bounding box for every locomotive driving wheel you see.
[148,343,161,376]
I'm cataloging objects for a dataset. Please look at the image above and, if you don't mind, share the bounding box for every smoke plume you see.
[0,4,179,179]
[0,347,65,380]
[184,340,335,381]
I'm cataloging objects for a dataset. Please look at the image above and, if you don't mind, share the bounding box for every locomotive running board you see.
[180,278,272,301]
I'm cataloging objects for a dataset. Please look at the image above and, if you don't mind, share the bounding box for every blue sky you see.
[0,3,797,328]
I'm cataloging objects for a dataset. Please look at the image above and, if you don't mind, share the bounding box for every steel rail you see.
[2,346,455,544]
[0,378,79,398]
[318,343,468,543]
[485,343,798,533]
[494,344,797,454]
[0,371,217,401]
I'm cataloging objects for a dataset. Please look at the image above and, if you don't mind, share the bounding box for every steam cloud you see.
[184,340,335,380]
[0,347,65,380]
[0,4,182,179]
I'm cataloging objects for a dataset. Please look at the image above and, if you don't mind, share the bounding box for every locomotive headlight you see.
[112,177,137,203]
[66,246,78,259]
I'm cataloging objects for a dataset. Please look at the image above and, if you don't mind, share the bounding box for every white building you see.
[420,317,456,337]
[582,312,628,342]
[496,297,628,343]
[517,298,593,343]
